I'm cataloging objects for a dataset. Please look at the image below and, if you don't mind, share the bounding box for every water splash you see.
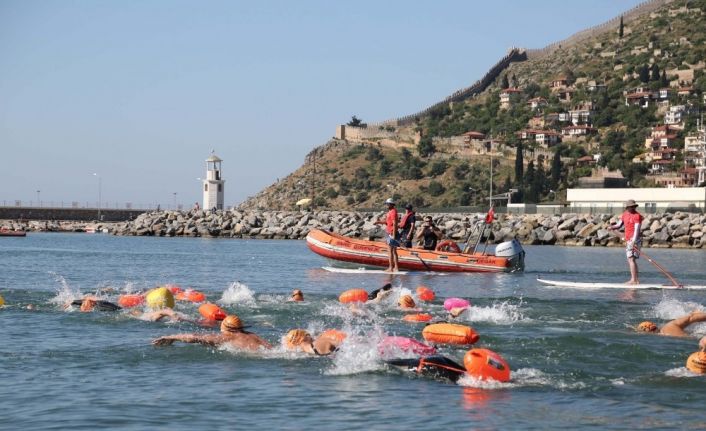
[325,329,386,376]
[653,298,705,319]
[219,281,256,306]
[664,367,702,378]
[454,300,526,324]
[47,272,82,306]
[458,367,586,390]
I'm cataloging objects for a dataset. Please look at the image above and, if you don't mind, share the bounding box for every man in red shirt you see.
[609,199,644,284]
[374,198,399,272]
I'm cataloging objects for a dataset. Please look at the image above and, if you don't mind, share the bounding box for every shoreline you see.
[2,209,704,249]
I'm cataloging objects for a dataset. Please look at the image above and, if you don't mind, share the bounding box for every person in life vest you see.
[415,216,442,250]
[398,204,416,248]
[374,198,399,272]
[608,199,644,284]
[636,311,706,337]
[152,314,272,351]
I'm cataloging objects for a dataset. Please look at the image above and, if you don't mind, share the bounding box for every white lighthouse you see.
[202,152,225,210]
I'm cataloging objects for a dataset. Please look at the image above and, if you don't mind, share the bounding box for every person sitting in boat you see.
[152,314,272,351]
[283,329,342,356]
[415,216,442,251]
[398,204,416,248]
[66,296,121,312]
[288,289,304,302]
[636,311,706,337]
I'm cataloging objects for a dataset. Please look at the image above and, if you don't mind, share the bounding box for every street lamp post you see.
[173,192,177,210]
[36,190,41,207]
[92,173,102,220]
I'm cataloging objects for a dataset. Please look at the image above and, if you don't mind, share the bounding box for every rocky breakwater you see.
[109,210,706,249]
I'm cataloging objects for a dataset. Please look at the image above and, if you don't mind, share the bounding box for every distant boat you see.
[0,228,26,237]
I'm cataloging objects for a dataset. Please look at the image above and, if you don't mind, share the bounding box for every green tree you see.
[427,181,446,196]
[347,116,364,127]
[429,160,448,177]
[524,161,537,203]
[551,149,562,189]
[514,141,524,185]
[660,70,668,87]
[417,136,436,157]
[619,15,624,38]
[651,64,660,81]
[501,74,509,89]
[639,65,650,83]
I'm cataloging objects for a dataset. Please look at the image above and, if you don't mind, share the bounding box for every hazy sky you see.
[0,0,642,208]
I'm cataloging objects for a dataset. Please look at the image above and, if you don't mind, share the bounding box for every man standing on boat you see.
[375,198,399,272]
[398,204,416,248]
[609,199,644,284]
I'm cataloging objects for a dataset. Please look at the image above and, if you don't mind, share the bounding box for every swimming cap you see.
[221,315,244,333]
[284,329,311,349]
[637,321,658,332]
[399,295,416,308]
[0,294,4,307]
[145,287,175,310]
[291,290,304,301]
[686,351,706,374]
[80,298,97,312]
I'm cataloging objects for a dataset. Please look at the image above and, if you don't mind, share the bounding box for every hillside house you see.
[576,155,598,166]
[527,97,547,110]
[665,105,687,125]
[685,125,706,185]
[587,80,606,92]
[520,129,562,146]
[678,86,695,97]
[625,92,654,108]
[528,116,545,129]
[562,125,597,139]
[551,76,568,89]
[556,88,574,103]
[462,131,486,144]
[569,103,594,125]
[499,88,522,109]
[658,88,672,99]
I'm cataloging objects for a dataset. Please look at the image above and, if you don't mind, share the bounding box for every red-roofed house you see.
[551,76,568,89]
[562,125,597,139]
[499,88,522,109]
[678,86,694,97]
[527,97,548,110]
[625,92,654,108]
[462,131,486,144]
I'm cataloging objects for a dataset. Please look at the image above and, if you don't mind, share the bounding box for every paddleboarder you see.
[374,198,399,272]
[608,199,643,284]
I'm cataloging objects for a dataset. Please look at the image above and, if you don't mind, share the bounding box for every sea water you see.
[1,233,705,430]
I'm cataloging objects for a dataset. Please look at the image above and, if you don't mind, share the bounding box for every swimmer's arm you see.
[659,312,706,336]
[152,334,221,346]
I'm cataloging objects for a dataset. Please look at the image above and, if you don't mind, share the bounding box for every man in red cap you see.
[609,199,643,284]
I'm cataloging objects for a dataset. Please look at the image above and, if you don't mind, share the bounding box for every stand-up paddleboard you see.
[537,277,706,290]
[322,266,409,275]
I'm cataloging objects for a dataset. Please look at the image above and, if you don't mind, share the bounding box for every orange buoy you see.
[198,303,227,321]
[464,348,511,382]
[176,289,206,303]
[416,286,435,302]
[166,285,184,295]
[338,289,368,304]
[422,323,479,345]
[403,313,433,323]
[436,240,461,253]
[320,329,347,344]
[118,294,144,308]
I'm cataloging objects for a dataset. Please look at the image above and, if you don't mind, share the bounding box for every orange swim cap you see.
[686,351,706,374]
[637,321,658,332]
[399,295,416,309]
[284,329,311,349]
[221,315,245,333]
[80,298,97,312]
[291,290,304,301]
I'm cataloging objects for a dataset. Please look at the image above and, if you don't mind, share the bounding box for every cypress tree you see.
[660,70,668,87]
[651,64,660,81]
[501,74,509,89]
[619,16,624,38]
[515,141,524,185]
[551,150,562,189]
[639,64,650,83]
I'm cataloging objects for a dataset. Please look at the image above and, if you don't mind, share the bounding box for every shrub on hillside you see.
[427,181,446,196]
[429,160,448,177]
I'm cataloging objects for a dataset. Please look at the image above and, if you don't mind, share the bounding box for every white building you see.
[665,105,686,125]
[567,187,706,213]
[202,153,225,210]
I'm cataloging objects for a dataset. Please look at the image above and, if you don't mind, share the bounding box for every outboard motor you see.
[495,238,525,272]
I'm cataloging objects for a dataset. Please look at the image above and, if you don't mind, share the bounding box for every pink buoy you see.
[378,336,437,357]
[443,297,470,311]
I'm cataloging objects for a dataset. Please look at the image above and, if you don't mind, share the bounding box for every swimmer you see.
[288,289,304,302]
[284,329,342,356]
[368,283,393,302]
[448,307,469,319]
[637,311,706,337]
[137,307,198,323]
[398,295,416,309]
[152,314,272,351]
[700,336,706,351]
[66,296,121,312]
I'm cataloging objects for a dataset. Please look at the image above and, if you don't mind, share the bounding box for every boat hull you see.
[306,229,523,273]
[0,230,26,237]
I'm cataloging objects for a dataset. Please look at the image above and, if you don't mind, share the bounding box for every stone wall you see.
[0,207,146,222]
[9,209,698,249]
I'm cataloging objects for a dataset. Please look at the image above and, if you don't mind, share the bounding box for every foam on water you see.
[664,367,702,378]
[652,298,706,335]
[48,272,82,306]
[454,300,526,325]
[458,367,586,390]
[325,329,386,375]
[219,281,256,306]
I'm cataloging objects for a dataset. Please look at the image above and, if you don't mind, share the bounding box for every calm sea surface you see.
[1,233,705,430]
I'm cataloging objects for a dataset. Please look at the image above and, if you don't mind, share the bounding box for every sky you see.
[0,0,644,209]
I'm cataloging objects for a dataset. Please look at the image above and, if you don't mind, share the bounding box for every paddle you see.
[637,248,682,288]
[400,244,431,271]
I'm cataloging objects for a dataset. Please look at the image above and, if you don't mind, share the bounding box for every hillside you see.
[240,0,706,211]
